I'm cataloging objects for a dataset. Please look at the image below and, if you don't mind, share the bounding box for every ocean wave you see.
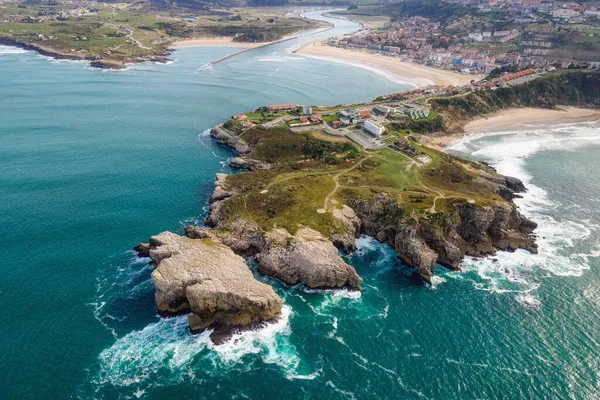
[445,122,600,299]
[0,45,28,55]
[256,56,298,63]
[92,305,310,392]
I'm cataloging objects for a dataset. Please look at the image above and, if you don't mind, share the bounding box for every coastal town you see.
[328,0,600,75]
[226,101,429,161]
[221,63,552,164]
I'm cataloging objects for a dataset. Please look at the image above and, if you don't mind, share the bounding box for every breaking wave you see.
[92,303,312,394]
[0,45,28,54]
[444,122,600,300]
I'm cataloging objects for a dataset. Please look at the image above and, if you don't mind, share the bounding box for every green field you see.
[0,3,320,68]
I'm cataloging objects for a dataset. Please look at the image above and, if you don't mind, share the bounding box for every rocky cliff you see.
[195,201,363,290]
[201,117,539,285]
[349,192,537,283]
[148,231,282,343]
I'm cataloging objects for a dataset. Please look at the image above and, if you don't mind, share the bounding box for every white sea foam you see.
[515,294,542,308]
[256,56,298,62]
[196,129,224,158]
[302,287,362,317]
[445,122,600,299]
[326,380,357,400]
[0,45,28,55]
[94,305,306,389]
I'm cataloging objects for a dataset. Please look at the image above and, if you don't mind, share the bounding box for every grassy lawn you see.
[321,114,339,123]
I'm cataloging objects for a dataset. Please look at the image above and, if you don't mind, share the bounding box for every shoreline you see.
[172,29,303,49]
[423,107,600,150]
[0,35,169,69]
[172,34,299,65]
[296,41,478,87]
[173,36,277,49]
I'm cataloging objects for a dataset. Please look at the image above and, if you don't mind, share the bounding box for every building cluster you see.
[234,114,256,128]
[2,8,94,24]
[326,0,600,75]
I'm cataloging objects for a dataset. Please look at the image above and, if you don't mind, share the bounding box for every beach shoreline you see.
[422,107,600,150]
[172,37,265,49]
[296,41,478,87]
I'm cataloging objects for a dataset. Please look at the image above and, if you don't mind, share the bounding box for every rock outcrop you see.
[229,157,273,171]
[211,173,233,202]
[256,228,362,290]
[185,222,362,290]
[210,126,250,155]
[331,205,362,251]
[148,231,282,342]
[350,191,537,284]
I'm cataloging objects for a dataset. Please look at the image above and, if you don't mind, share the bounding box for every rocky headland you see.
[147,231,282,343]
[205,125,537,284]
[136,73,600,339]
[136,102,543,338]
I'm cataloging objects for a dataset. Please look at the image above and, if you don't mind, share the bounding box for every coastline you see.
[172,36,278,49]
[423,107,600,150]
[296,41,477,87]
[0,35,169,69]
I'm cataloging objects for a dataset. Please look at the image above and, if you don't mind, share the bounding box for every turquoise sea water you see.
[2,11,600,399]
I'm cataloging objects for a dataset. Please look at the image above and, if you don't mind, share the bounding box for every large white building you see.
[363,119,385,136]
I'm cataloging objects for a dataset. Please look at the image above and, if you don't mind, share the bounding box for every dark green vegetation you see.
[388,111,444,134]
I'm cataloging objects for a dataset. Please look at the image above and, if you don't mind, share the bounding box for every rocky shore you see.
[206,125,537,285]
[135,107,539,340]
[146,231,282,343]
[0,36,170,70]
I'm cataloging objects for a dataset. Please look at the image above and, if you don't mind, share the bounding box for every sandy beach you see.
[297,41,477,87]
[172,32,299,49]
[464,107,600,132]
[172,37,268,48]
[423,107,600,150]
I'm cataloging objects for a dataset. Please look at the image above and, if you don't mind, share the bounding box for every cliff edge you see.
[148,231,282,343]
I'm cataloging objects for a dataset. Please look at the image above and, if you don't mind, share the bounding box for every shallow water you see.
[1,11,600,399]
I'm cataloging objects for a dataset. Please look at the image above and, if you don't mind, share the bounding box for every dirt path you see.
[321,156,372,212]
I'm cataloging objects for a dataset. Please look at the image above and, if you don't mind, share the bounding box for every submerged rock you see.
[148,232,282,342]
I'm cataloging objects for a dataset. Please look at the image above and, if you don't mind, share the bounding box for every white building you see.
[363,119,385,136]
[373,105,394,116]
[468,32,483,42]
[340,117,352,125]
